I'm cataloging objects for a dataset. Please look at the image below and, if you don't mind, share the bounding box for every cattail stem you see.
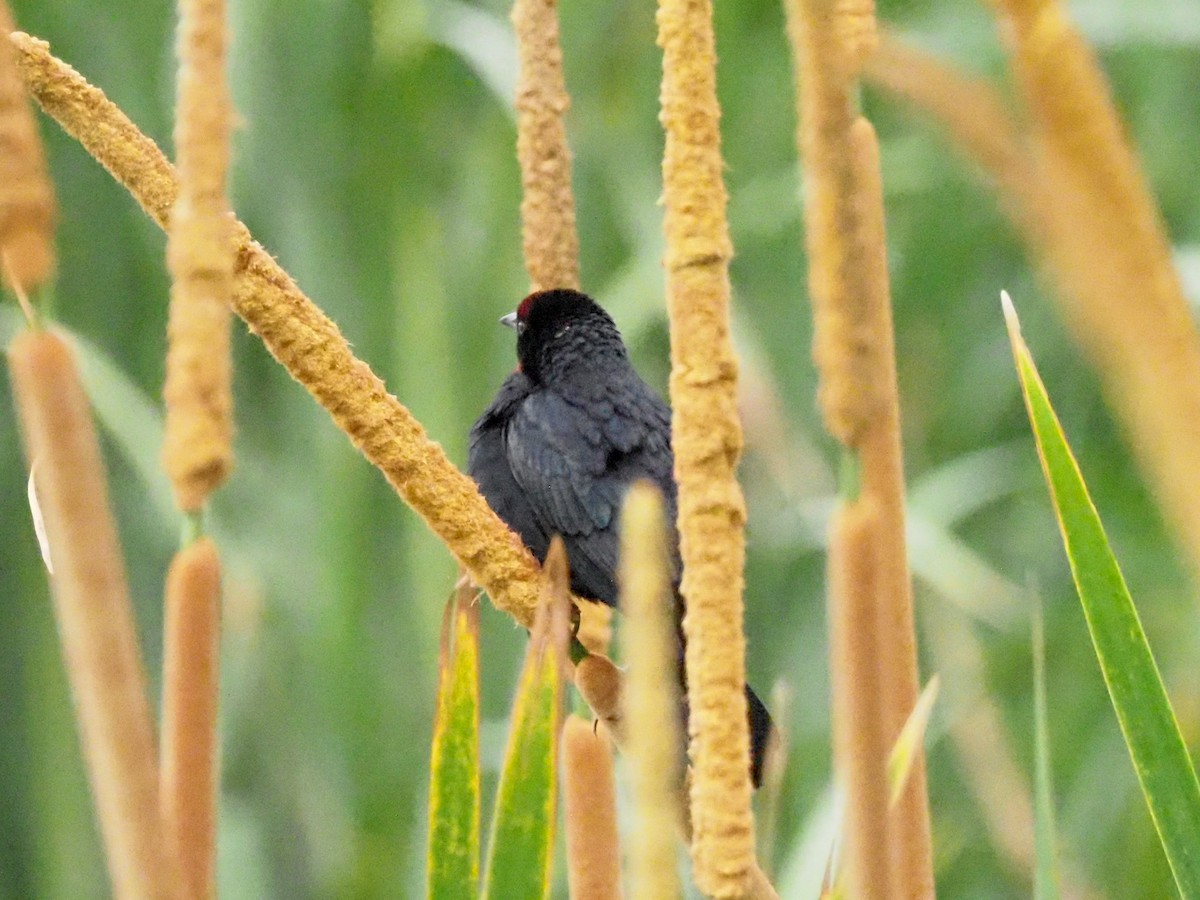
[850,119,934,896]
[10,32,545,628]
[827,500,891,899]
[873,16,1200,589]
[787,0,878,446]
[621,483,683,900]
[656,0,755,891]
[0,4,55,292]
[161,538,221,900]
[511,0,579,291]
[573,652,782,900]
[562,715,622,900]
[8,328,180,900]
[160,1,232,885]
[785,0,933,894]
[163,0,235,512]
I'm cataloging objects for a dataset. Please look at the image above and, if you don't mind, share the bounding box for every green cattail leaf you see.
[427,581,481,900]
[481,638,563,900]
[1003,293,1200,896]
[482,543,569,900]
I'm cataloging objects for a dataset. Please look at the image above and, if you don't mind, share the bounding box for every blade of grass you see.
[481,540,570,900]
[1031,593,1060,900]
[427,576,481,900]
[888,676,940,809]
[1003,291,1200,895]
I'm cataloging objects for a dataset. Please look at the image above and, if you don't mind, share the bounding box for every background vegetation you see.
[2,0,1199,896]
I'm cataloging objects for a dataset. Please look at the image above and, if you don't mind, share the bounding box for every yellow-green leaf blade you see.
[481,541,570,900]
[481,645,562,900]
[887,675,939,809]
[1004,295,1200,896]
[427,583,481,900]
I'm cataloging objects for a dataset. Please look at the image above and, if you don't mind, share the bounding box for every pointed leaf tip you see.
[543,536,570,597]
[438,572,478,677]
[535,536,573,672]
[1000,290,1022,343]
[888,675,940,808]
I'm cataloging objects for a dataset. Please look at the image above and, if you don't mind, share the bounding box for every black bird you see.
[469,288,773,785]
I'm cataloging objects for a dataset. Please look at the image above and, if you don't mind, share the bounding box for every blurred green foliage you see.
[1,0,1199,896]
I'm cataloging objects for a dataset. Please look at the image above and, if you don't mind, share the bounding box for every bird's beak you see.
[499,312,519,330]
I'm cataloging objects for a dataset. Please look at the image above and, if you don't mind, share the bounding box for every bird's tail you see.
[745,683,775,788]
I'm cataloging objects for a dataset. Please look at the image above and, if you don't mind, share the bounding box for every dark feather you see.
[468,289,773,786]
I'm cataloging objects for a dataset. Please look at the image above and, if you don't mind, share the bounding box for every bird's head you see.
[502,289,626,383]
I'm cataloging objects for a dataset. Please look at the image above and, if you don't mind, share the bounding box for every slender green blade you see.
[482,543,569,900]
[427,583,481,900]
[1031,597,1060,900]
[1004,294,1200,896]
[480,641,563,900]
[888,675,940,809]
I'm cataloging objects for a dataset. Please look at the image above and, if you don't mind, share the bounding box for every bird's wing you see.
[468,372,551,562]
[505,389,615,537]
[505,386,675,605]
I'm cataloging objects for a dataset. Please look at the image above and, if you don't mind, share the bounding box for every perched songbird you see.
[469,288,773,785]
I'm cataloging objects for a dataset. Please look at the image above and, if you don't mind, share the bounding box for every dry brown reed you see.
[787,0,876,447]
[827,499,890,900]
[850,119,934,896]
[573,650,782,900]
[620,483,683,900]
[785,0,933,894]
[871,20,1200,588]
[8,328,180,899]
[987,0,1200,586]
[160,537,221,900]
[159,2,233,891]
[11,32,547,628]
[511,0,579,291]
[163,0,235,512]
[656,0,755,889]
[562,715,623,900]
[0,5,55,292]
